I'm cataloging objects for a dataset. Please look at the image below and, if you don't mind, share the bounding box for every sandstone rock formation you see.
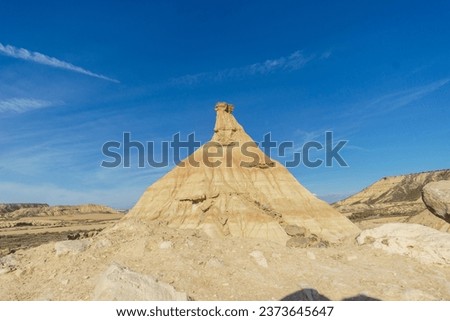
[334,169,450,220]
[422,181,450,222]
[357,223,450,265]
[127,102,359,245]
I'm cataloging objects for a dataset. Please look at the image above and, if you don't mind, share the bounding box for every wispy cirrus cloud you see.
[0,42,119,83]
[351,78,450,119]
[171,50,317,86]
[0,98,56,113]
[368,78,449,112]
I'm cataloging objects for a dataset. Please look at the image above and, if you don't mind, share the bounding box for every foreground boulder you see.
[93,263,188,300]
[54,240,91,255]
[422,181,450,222]
[357,223,450,265]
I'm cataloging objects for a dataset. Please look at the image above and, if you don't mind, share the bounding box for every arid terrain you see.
[0,103,449,301]
[0,218,449,301]
[0,204,124,256]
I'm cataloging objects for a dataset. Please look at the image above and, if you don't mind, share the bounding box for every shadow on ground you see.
[281,288,380,301]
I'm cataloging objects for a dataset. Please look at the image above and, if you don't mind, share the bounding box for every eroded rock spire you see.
[212,102,244,145]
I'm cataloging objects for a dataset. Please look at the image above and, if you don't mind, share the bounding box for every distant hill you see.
[333,169,450,220]
[0,203,120,220]
[0,203,49,215]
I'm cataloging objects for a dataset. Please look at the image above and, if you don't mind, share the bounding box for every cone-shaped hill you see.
[127,102,359,245]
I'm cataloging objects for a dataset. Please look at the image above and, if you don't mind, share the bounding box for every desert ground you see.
[0,218,449,301]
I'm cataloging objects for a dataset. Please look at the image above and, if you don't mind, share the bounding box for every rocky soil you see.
[0,218,449,301]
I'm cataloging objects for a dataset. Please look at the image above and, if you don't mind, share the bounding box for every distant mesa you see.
[0,203,121,220]
[0,203,49,216]
[126,102,360,245]
[333,169,450,233]
[334,169,450,220]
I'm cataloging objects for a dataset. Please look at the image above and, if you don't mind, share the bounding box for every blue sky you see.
[1,0,449,209]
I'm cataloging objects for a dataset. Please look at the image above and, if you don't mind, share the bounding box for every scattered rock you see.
[55,239,91,255]
[286,235,328,248]
[287,236,310,248]
[0,254,17,274]
[357,223,450,265]
[249,250,268,268]
[205,257,224,268]
[422,181,450,222]
[0,268,9,275]
[93,263,187,300]
[306,251,316,260]
[95,238,112,249]
[346,255,358,261]
[159,241,173,249]
[271,252,281,259]
[67,233,81,240]
[14,268,25,277]
[284,225,307,237]
[68,230,100,240]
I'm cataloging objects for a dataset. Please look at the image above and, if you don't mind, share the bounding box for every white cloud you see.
[171,50,315,85]
[321,51,332,59]
[294,129,329,143]
[351,78,450,119]
[0,42,119,83]
[0,98,55,113]
[241,50,312,74]
[368,78,450,111]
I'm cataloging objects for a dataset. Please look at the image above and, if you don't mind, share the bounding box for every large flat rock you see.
[357,223,450,265]
[93,263,188,300]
